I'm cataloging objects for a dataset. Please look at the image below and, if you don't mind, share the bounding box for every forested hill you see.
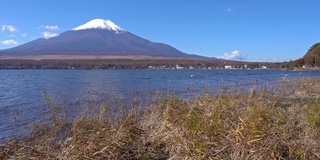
[303,43,320,66]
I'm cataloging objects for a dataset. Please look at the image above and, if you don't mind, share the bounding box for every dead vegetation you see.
[1,77,320,159]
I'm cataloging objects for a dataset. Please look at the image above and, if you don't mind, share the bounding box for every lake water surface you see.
[1,69,320,143]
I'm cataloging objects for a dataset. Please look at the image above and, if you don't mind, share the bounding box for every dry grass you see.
[1,77,320,159]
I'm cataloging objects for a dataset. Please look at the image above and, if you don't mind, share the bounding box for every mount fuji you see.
[0,19,206,59]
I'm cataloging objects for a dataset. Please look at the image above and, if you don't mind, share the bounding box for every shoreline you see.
[0,57,290,70]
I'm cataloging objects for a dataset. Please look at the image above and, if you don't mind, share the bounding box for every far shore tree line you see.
[0,58,285,70]
[0,43,319,70]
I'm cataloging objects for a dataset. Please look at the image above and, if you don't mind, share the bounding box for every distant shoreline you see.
[0,55,288,70]
[0,55,198,60]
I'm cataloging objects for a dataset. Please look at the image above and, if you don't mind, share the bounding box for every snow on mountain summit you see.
[72,19,125,32]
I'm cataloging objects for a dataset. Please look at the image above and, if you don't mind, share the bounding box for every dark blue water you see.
[0,69,319,143]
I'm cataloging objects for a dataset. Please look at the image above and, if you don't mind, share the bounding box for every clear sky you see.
[1,0,319,62]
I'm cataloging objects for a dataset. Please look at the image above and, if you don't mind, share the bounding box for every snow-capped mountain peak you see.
[72,19,125,32]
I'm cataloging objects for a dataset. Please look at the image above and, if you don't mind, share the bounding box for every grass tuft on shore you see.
[1,77,320,159]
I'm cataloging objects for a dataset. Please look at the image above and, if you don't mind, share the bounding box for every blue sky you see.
[1,0,319,62]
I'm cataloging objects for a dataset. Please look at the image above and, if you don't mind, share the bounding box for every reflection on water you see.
[0,69,319,143]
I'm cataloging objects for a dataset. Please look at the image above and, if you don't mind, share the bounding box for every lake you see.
[1,69,320,143]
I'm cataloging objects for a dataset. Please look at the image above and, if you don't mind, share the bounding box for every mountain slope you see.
[0,19,206,59]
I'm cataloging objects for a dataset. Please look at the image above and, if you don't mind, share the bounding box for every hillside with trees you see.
[303,43,320,67]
